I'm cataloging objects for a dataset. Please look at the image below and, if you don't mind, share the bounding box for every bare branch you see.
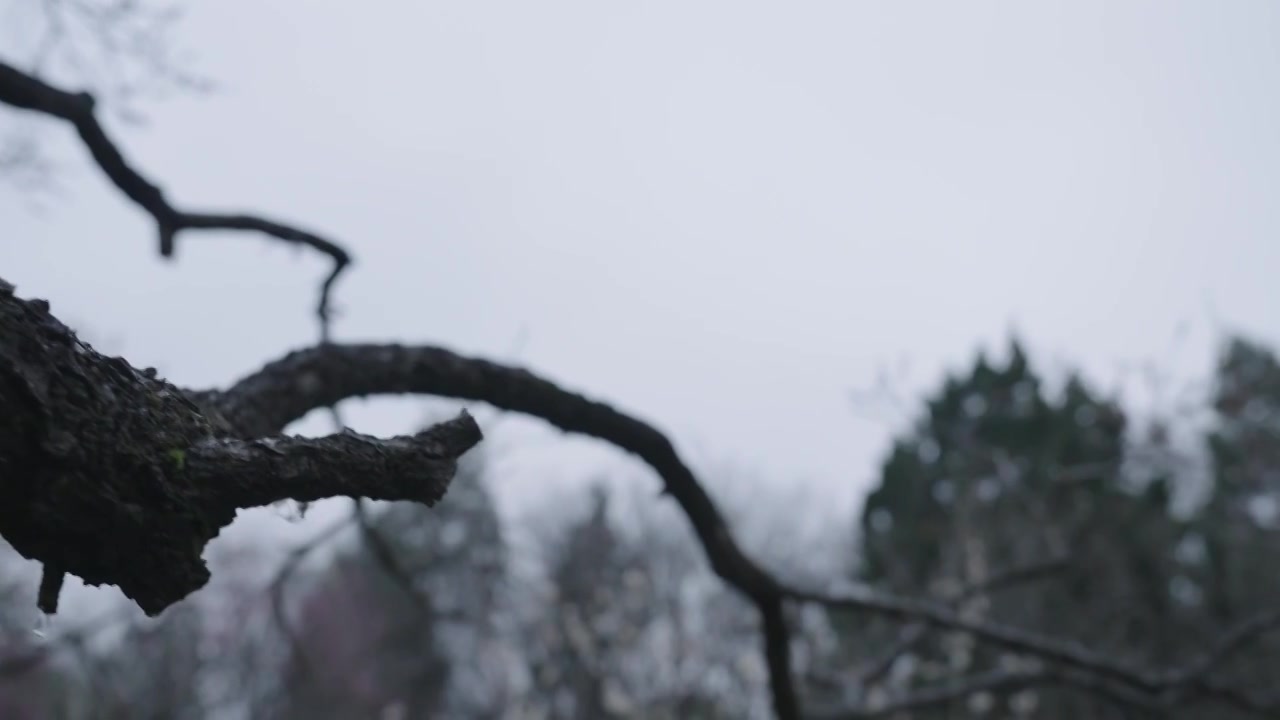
[1162,608,1280,694]
[787,583,1160,694]
[853,556,1070,688]
[212,341,803,717]
[0,58,350,335]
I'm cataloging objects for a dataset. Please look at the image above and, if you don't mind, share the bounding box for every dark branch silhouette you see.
[3,55,1279,720]
[0,59,349,337]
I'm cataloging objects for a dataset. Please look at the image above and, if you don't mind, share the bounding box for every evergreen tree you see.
[1191,336,1280,698]
[848,340,1190,718]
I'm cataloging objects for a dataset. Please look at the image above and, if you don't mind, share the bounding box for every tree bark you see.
[0,279,480,616]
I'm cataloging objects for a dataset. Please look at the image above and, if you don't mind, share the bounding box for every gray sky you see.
[3,1,1280,613]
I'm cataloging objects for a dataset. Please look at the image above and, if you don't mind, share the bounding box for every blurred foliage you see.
[0,335,1278,718]
[837,336,1280,718]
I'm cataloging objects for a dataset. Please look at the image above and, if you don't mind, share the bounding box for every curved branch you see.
[214,344,784,599]
[212,342,800,717]
[787,583,1280,717]
[0,59,351,331]
[853,556,1070,689]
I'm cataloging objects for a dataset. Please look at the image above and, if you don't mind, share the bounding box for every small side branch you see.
[193,415,480,517]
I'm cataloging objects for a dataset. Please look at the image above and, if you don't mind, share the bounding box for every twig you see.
[215,341,803,717]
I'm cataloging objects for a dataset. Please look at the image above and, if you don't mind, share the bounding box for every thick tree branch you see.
[211,344,778,613]
[0,59,351,333]
[208,342,802,717]
[0,283,479,616]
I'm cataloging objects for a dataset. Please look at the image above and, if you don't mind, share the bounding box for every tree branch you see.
[796,581,1280,718]
[786,583,1162,694]
[208,341,802,717]
[0,283,479,616]
[0,59,351,335]
[852,555,1069,689]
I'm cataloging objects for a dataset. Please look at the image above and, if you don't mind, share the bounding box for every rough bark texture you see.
[0,280,480,616]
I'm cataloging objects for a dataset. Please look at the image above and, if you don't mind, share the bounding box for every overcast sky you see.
[3,1,1280,614]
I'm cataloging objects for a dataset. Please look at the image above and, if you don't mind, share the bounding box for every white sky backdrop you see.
[2,1,1280,615]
